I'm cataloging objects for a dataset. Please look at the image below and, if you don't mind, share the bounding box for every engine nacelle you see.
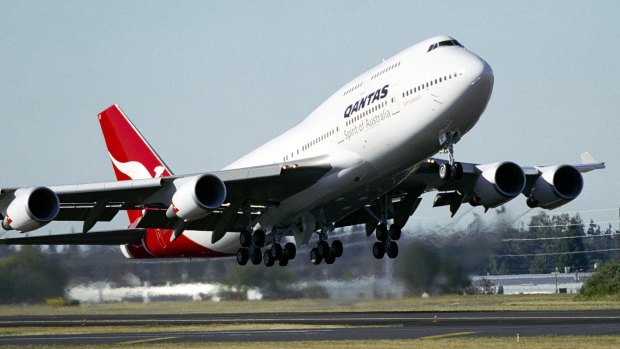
[526,165,583,210]
[470,162,526,208]
[1,187,60,232]
[166,174,227,221]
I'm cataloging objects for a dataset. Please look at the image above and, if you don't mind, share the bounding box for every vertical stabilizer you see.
[98,104,174,223]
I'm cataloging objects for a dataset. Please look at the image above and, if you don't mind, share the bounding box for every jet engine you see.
[1,187,60,232]
[525,165,583,209]
[166,174,227,221]
[469,162,526,208]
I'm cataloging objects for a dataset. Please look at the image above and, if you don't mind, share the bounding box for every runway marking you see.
[418,331,478,340]
[117,336,178,345]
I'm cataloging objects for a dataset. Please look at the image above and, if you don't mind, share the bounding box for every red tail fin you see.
[98,104,173,223]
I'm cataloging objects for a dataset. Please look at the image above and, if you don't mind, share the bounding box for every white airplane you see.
[0,35,604,266]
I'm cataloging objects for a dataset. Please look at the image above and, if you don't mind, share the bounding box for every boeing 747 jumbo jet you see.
[0,36,605,266]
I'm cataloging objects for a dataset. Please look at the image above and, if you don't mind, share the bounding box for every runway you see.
[1,310,619,345]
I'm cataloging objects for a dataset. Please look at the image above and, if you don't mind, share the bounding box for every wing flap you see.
[55,206,119,222]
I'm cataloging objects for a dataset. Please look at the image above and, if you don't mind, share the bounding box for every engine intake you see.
[470,162,526,208]
[166,174,227,221]
[526,165,583,209]
[1,187,60,232]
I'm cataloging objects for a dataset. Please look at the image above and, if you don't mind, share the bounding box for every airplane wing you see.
[334,152,604,233]
[0,156,332,239]
[393,152,605,217]
[0,229,146,245]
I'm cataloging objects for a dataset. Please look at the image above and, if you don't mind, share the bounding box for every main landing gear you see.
[236,229,265,266]
[309,228,343,265]
[236,230,297,267]
[263,240,297,267]
[372,223,401,259]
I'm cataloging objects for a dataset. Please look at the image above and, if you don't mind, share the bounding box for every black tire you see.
[310,247,322,265]
[376,224,388,242]
[373,241,385,259]
[318,240,330,257]
[239,230,251,247]
[389,224,402,241]
[331,240,343,258]
[251,247,262,265]
[284,242,297,260]
[439,163,451,180]
[263,250,275,267]
[253,230,265,247]
[279,257,289,267]
[454,162,464,180]
[386,241,399,259]
[236,248,248,265]
[271,243,283,260]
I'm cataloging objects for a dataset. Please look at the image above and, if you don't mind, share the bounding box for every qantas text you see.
[343,85,389,118]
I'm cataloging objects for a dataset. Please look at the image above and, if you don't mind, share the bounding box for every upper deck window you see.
[427,39,464,52]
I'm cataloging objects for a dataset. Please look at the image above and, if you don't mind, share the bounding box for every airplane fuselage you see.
[174,35,494,256]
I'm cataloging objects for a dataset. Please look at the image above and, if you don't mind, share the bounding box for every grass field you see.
[1,293,619,316]
[1,336,620,349]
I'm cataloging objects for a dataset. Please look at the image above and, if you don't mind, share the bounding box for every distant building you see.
[472,272,592,294]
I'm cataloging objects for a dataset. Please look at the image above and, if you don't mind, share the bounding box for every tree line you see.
[0,208,618,302]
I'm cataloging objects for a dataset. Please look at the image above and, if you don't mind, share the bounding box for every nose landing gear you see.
[438,131,463,181]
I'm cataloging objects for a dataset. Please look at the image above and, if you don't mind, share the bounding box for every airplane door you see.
[273,148,283,164]
[390,83,401,116]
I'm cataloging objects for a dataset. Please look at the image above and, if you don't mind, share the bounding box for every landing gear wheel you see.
[373,241,385,259]
[439,163,451,180]
[376,224,388,242]
[310,248,322,265]
[389,224,402,241]
[253,230,265,247]
[318,240,330,257]
[386,241,399,259]
[271,244,283,260]
[284,242,297,260]
[279,257,289,266]
[453,162,463,180]
[236,248,248,265]
[324,253,336,264]
[251,247,262,265]
[239,231,251,247]
[263,250,275,267]
[331,240,343,258]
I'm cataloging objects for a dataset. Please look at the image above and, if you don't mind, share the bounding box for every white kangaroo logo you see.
[109,153,165,180]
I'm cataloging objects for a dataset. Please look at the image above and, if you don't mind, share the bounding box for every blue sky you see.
[1,1,618,232]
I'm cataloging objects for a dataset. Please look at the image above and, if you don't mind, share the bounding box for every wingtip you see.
[580,152,601,164]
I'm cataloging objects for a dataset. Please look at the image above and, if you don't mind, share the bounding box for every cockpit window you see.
[427,39,464,52]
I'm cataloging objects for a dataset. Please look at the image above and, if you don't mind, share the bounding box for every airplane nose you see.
[469,58,494,95]
[468,57,493,84]
[479,59,494,84]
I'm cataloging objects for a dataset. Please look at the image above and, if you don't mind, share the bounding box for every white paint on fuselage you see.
[187,36,494,254]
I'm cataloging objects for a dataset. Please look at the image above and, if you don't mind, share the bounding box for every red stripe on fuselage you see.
[125,229,231,258]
